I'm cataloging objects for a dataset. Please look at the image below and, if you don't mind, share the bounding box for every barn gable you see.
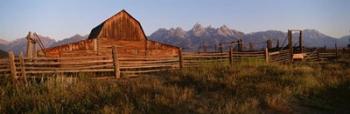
[88,10,147,41]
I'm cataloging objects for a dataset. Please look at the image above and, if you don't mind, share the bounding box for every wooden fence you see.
[269,49,291,63]
[182,48,269,67]
[0,47,339,80]
[0,47,180,80]
[304,48,339,61]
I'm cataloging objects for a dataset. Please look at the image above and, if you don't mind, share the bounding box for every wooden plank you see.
[119,59,179,64]
[122,68,175,74]
[93,39,98,52]
[19,52,27,82]
[25,69,115,74]
[24,64,114,70]
[270,53,290,57]
[24,60,113,65]
[184,56,229,59]
[0,59,9,63]
[183,55,229,58]
[136,60,178,64]
[8,51,17,81]
[231,51,265,54]
[179,49,183,69]
[24,56,111,61]
[182,51,226,54]
[184,59,228,63]
[232,54,265,57]
[319,53,336,55]
[271,54,290,59]
[269,51,280,56]
[265,48,269,63]
[120,62,177,67]
[288,30,293,63]
[112,46,120,79]
[269,50,290,56]
[229,48,233,65]
[120,64,177,69]
[119,57,178,61]
[0,65,9,68]
[182,52,228,56]
[0,69,10,72]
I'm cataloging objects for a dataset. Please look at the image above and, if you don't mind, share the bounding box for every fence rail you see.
[0,47,339,80]
[270,49,291,63]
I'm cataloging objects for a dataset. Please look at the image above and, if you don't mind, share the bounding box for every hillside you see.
[302,29,338,48]
[0,39,9,45]
[4,35,56,55]
[243,30,287,49]
[338,35,350,48]
[50,34,88,47]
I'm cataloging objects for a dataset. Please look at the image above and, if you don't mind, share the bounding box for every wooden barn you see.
[42,10,179,57]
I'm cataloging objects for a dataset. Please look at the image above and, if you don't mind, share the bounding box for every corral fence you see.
[182,48,268,68]
[0,47,180,80]
[303,48,340,61]
[0,47,340,80]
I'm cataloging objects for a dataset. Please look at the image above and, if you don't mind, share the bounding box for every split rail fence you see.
[0,47,339,80]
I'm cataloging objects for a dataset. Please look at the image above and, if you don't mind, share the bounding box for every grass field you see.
[0,56,349,113]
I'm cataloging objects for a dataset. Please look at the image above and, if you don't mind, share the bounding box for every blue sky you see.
[0,0,349,40]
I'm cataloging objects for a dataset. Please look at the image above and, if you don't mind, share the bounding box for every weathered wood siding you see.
[44,39,95,57]
[146,40,179,56]
[89,10,146,41]
[97,39,178,57]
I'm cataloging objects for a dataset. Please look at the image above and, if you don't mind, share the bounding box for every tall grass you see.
[0,57,349,113]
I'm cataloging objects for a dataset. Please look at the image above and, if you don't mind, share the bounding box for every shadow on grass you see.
[296,81,350,113]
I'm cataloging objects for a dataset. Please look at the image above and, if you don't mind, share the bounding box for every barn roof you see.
[88,10,148,41]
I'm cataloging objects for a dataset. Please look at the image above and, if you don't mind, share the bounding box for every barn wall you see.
[97,38,179,57]
[44,38,179,57]
[98,12,146,41]
[44,39,95,57]
[146,40,179,56]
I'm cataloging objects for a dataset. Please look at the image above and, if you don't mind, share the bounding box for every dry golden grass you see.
[0,56,349,113]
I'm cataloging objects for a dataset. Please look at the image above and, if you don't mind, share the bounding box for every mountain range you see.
[150,24,349,51]
[0,23,349,54]
[150,24,244,50]
[50,34,88,47]
[339,35,350,47]
[0,34,87,55]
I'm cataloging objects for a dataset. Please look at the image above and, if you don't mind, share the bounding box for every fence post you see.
[26,32,33,59]
[335,43,338,60]
[229,48,233,66]
[112,46,120,79]
[265,48,269,63]
[178,48,183,69]
[19,52,27,83]
[8,51,17,82]
[288,30,293,63]
[317,51,320,61]
[266,40,272,50]
[219,43,223,53]
[299,31,304,53]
